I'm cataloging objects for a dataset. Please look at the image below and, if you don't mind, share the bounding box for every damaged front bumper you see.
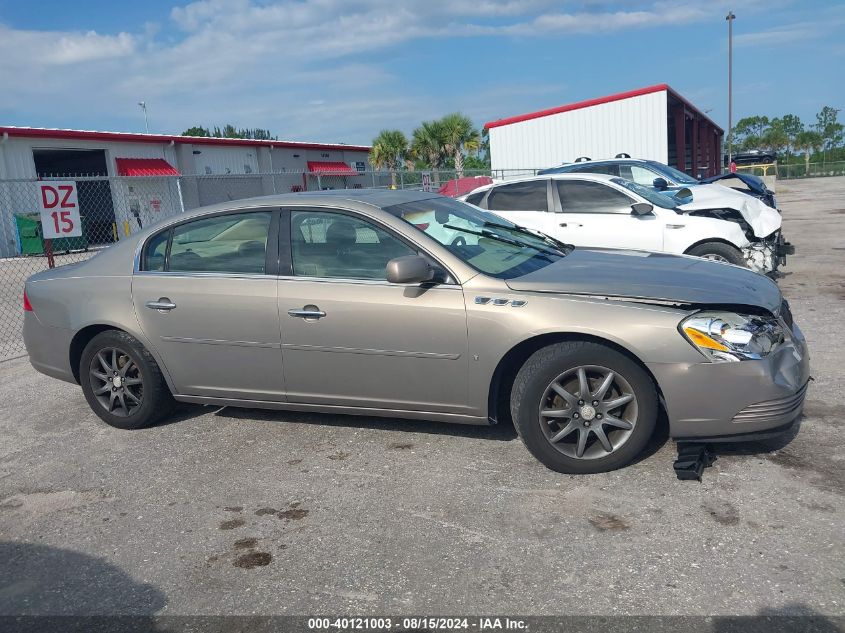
[649,319,810,441]
[743,230,794,274]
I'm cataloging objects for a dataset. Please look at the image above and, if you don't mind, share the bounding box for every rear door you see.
[553,179,664,251]
[132,209,285,401]
[482,180,558,236]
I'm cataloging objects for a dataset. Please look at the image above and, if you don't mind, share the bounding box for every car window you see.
[167,211,272,274]
[572,163,619,176]
[619,164,659,186]
[486,180,548,212]
[556,180,635,214]
[465,190,486,206]
[143,229,169,272]
[291,210,415,280]
[385,197,570,280]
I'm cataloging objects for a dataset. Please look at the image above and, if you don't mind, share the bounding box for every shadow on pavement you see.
[0,542,166,617]
[213,405,520,441]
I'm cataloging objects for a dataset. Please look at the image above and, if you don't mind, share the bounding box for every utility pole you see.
[726,11,736,166]
[138,101,149,133]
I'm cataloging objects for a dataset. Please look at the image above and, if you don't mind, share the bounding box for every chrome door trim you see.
[280,343,461,360]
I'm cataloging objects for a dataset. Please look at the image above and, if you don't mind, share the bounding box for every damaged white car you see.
[461,173,793,274]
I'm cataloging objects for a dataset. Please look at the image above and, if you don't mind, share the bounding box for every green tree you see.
[411,120,447,185]
[369,129,409,187]
[815,106,844,156]
[182,126,211,137]
[440,113,481,178]
[793,130,824,174]
[761,120,789,159]
[779,114,803,154]
[732,115,770,148]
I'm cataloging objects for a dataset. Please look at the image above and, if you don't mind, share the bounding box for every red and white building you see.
[0,126,372,256]
[485,84,724,178]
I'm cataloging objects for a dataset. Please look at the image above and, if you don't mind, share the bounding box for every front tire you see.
[511,341,658,474]
[686,242,745,267]
[80,330,175,430]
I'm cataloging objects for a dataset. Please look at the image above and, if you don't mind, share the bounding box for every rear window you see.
[486,180,549,212]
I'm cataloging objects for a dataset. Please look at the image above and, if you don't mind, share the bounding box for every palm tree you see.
[411,120,447,186]
[793,130,823,176]
[370,129,408,187]
[441,113,481,178]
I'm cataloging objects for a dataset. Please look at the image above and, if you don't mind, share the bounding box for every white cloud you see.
[0,0,827,144]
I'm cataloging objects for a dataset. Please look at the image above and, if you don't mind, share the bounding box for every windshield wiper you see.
[443,224,561,259]
[482,221,573,254]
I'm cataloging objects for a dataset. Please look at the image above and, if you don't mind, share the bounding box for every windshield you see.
[385,197,571,279]
[649,161,699,184]
[611,178,678,209]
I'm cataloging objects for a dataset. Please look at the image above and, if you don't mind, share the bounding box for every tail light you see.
[23,290,33,312]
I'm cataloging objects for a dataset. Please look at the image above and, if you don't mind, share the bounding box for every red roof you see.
[0,126,371,152]
[116,158,180,177]
[484,84,723,133]
[438,176,493,198]
[307,161,358,175]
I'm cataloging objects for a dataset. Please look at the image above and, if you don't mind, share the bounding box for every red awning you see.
[115,158,180,177]
[307,161,357,176]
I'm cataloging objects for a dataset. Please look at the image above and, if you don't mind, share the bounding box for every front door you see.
[278,209,469,413]
[132,209,285,401]
[552,179,664,251]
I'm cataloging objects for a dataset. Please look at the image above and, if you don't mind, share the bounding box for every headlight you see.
[680,311,784,362]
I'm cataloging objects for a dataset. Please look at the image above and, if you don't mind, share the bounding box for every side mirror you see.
[386,255,433,284]
[652,177,669,190]
[675,187,694,200]
[631,202,654,216]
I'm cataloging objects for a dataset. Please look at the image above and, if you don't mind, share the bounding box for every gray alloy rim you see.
[700,253,730,263]
[88,347,143,417]
[538,365,638,460]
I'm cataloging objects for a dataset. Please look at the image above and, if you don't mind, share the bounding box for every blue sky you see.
[1,0,842,145]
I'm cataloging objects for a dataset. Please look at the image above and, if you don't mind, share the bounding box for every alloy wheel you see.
[538,365,638,459]
[88,347,144,417]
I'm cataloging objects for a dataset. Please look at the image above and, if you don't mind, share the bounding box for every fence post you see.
[176,177,185,214]
[400,171,405,190]
[317,174,322,190]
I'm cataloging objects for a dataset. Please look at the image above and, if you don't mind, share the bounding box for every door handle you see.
[145,298,177,312]
[559,222,583,228]
[288,307,326,320]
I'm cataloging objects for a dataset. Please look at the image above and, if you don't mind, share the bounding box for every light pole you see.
[726,11,736,166]
[138,101,149,133]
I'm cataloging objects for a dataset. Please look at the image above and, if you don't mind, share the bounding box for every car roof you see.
[550,157,655,169]
[465,172,621,195]
[173,188,443,219]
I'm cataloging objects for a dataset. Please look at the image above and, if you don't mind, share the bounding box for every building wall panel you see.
[490,90,668,172]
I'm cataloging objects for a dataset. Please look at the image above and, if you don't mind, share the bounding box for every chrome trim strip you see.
[277,275,461,289]
[161,336,280,349]
[281,343,460,360]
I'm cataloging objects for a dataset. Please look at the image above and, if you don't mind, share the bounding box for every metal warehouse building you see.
[0,126,371,257]
[486,84,724,178]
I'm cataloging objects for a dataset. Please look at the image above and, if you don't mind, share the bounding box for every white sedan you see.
[460,173,791,273]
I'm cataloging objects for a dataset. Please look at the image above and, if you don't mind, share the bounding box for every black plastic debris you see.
[673,443,716,481]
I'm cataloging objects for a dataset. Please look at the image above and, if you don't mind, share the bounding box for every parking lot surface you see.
[0,177,843,618]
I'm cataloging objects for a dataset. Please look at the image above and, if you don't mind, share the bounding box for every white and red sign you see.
[38,181,82,239]
[421,171,432,192]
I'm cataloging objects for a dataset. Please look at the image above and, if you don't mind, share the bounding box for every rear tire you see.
[80,330,175,430]
[511,341,658,474]
[686,242,745,267]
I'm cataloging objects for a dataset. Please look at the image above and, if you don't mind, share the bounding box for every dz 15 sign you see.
[38,182,83,240]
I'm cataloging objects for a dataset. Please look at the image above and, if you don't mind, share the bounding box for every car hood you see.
[505,248,782,313]
[673,184,781,238]
[700,172,771,196]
